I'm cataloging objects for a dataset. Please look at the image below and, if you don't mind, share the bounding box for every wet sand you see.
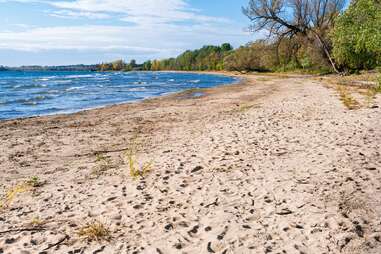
[0,73,380,253]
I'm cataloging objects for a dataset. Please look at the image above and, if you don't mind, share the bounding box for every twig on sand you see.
[0,227,46,235]
[43,235,70,251]
[70,148,130,157]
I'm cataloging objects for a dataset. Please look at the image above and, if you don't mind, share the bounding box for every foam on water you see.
[0,71,238,120]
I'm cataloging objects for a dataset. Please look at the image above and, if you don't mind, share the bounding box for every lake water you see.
[0,71,238,120]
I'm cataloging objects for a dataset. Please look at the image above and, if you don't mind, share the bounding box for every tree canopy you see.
[331,0,381,70]
[243,0,346,72]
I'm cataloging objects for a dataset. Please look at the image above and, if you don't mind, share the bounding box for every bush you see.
[332,0,381,71]
[223,40,276,72]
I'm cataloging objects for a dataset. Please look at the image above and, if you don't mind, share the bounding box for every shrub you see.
[78,220,111,242]
[332,0,381,71]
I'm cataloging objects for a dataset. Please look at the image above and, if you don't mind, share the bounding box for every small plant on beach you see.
[375,73,381,93]
[0,176,44,209]
[26,176,44,188]
[0,183,29,209]
[78,220,111,242]
[92,153,113,177]
[30,216,44,226]
[125,137,153,180]
[336,85,360,110]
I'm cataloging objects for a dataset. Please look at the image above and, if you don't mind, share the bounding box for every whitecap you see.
[129,87,147,92]
[66,86,85,91]
[64,74,93,79]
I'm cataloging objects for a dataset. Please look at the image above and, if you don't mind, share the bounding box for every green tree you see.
[129,59,137,68]
[221,43,233,52]
[243,0,346,73]
[142,60,152,71]
[332,0,381,70]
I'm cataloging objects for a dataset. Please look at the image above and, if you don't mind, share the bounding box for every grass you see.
[30,216,44,226]
[336,85,360,110]
[374,74,381,93]
[26,176,44,188]
[238,103,257,112]
[125,137,153,180]
[0,176,44,209]
[77,220,111,242]
[91,153,113,177]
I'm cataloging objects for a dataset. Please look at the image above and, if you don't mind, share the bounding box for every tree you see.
[142,60,152,71]
[331,0,381,70]
[224,40,276,72]
[151,60,161,71]
[129,59,137,68]
[221,43,233,52]
[243,0,346,73]
[111,59,125,71]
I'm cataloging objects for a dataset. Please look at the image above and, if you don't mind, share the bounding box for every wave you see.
[0,71,237,120]
[66,86,85,91]
[64,74,94,79]
[53,80,73,84]
[128,87,147,92]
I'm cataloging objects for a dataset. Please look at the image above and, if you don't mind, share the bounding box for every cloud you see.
[0,23,247,55]
[48,10,111,20]
[0,0,251,64]
[3,0,231,24]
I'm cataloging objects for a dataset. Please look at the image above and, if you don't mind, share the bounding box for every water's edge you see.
[0,71,240,121]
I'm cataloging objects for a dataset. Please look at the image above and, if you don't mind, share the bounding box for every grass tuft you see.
[0,176,44,209]
[26,176,44,188]
[125,138,153,180]
[77,220,111,242]
[30,216,44,226]
[0,183,29,209]
[374,74,381,93]
[336,85,360,110]
[92,153,113,177]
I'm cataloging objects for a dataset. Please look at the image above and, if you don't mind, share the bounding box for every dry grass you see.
[30,216,44,227]
[0,176,44,209]
[336,85,360,110]
[77,220,111,242]
[125,137,153,180]
[0,183,29,209]
[91,153,113,177]
[323,72,380,109]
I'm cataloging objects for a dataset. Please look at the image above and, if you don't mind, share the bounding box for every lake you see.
[0,71,238,120]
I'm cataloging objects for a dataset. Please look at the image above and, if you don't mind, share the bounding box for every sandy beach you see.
[0,73,380,254]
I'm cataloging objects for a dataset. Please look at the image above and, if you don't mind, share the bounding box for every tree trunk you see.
[313,33,340,74]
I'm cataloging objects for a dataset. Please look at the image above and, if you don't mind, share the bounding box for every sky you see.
[0,0,254,66]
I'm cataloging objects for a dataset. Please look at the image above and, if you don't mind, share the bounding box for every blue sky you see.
[0,0,253,66]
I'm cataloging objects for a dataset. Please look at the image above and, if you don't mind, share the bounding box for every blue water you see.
[0,71,238,120]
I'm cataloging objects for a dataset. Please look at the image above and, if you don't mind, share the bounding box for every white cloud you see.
[48,10,111,19]
[0,0,251,64]
[3,0,231,24]
[0,23,247,53]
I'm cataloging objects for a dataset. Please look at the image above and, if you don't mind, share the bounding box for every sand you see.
[0,73,380,254]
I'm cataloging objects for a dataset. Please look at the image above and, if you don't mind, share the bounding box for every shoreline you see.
[1,73,380,253]
[0,71,242,123]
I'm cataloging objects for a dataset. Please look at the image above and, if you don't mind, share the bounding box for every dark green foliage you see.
[152,43,234,71]
[142,60,152,71]
[332,0,381,70]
